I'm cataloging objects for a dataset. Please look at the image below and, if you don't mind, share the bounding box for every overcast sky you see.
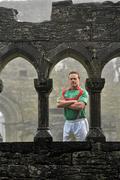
[0,0,119,22]
[0,0,119,2]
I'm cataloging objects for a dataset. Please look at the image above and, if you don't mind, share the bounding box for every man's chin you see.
[72,85,77,88]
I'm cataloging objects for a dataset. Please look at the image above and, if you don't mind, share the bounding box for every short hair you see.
[68,71,80,79]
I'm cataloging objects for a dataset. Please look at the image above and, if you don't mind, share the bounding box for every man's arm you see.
[68,101,86,110]
[57,96,77,108]
[68,89,88,110]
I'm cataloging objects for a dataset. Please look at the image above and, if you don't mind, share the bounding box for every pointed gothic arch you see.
[48,43,92,77]
[0,42,39,74]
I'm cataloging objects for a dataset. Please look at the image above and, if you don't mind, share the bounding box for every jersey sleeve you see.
[78,89,88,105]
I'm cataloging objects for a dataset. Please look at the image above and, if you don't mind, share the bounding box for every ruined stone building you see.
[1,0,120,179]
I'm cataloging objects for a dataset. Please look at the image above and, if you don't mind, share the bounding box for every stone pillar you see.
[0,79,3,142]
[0,79,3,93]
[34,78,53,143]
[0,134,3,142]
[85,78,106,142]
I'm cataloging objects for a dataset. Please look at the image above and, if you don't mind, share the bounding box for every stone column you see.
[34,78,53,143]
[85,78,106,142]
[0,79,3,142]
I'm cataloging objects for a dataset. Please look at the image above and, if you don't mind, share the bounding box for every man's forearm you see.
[57,100,76,108]
[68,104,81,110]
[68,102,85,110]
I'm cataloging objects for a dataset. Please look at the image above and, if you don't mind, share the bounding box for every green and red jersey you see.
[58,87,88,120]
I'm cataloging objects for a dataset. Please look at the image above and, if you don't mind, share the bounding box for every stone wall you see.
[0,142,120,179]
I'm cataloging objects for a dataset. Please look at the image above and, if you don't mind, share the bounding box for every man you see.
[57,71,89,141]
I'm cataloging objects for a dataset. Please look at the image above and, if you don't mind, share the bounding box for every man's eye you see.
[70,78,76,80]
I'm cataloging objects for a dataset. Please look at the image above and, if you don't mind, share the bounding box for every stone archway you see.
[47,43,92,78]
[0,56,38,142]
[101,57,120,141]
[49,57,89,141]
[1,0,120,142]
[0,42,40,73]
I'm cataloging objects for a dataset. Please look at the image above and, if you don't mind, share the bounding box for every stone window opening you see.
[101,57,120,142]
[49,57,89,141]
[19,69,28,78]
[0,56,38,142]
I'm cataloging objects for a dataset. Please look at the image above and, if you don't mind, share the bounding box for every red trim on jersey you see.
[62,86,83,100]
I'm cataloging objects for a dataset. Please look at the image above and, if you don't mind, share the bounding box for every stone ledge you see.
[0,142,120,153]
[0,142,91,153]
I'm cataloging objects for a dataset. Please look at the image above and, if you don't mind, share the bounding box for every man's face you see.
[68,73,80,88]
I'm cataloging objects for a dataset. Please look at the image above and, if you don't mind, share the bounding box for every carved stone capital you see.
[34,78,53,94]
[85,78,105,93]
[0,79,3,93]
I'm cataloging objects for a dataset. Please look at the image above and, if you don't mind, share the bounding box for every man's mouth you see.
[72,83,76,86]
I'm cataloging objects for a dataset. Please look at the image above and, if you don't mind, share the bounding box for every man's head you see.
[68,71,80,89]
